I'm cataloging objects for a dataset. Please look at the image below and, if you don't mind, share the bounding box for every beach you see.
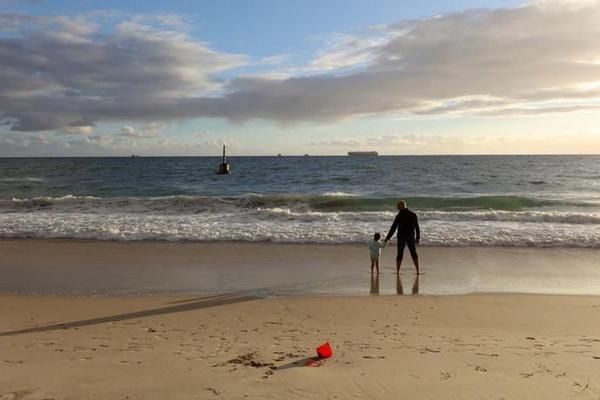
[3,0,600,395]
[2,293,600,399]
[1,155,600,399]
[2,240,600,399]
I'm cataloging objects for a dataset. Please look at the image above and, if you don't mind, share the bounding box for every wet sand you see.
[1,293,600,399]
[1,240,600,296]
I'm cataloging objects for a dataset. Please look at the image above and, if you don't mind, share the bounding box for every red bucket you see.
[316,342,333,359]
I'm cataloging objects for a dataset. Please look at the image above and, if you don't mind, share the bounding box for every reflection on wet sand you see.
[397,275,419,295]
[370,274,380,295]
[412,275,419,295]
[368,274,419,296]
[396,274,403,295]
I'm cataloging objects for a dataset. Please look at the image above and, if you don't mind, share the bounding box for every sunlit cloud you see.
[1,1,600,136]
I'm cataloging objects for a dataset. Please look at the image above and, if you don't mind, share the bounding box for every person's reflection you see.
[396,274,420,295]
[411,274,420,295]
[370,273,380,295]
[396,274,404,295]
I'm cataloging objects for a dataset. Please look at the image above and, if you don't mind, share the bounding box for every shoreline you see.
[1,239,600,297]
[4,236,600,248]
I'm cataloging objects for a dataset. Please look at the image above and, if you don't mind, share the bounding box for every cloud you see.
[193,130,213,137]
[0,12,246,131]
[208,0,600,122]
[201,138,240,148]
[311,134,453,148]
[2,1,600,133]
[310,138,362,146]
[115,123,162,139]
[58,125,94,135]
[117,126,140,138]
[307,133,540,154]
[305,32,393,73]
[0,132,50,147]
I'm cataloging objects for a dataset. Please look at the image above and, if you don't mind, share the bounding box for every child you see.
[369,232,385,274]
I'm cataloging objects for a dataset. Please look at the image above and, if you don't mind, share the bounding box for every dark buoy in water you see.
[218,144,231,174]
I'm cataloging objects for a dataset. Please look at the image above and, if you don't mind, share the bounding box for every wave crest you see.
[0,193,590,214]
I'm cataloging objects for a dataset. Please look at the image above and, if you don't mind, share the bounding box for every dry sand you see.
[2,293,600,399]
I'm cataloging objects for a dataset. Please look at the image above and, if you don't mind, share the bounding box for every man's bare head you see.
[397,200,407,210]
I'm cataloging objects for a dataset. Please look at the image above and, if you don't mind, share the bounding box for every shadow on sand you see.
[276,356,323,370]
[0,293,259,337]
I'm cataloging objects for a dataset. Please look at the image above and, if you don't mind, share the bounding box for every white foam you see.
[320,191,358,197]
[1,212,599,247]
[0,177,44,183]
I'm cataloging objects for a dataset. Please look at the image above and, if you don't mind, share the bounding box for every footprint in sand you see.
[33,339,55,346]
[1,360,24,365]
[420,347,441,354]
[475,353,499,358]
[0,391,33,400]
[520,363,554,378]
[205,387,221,396]
[119,360,142,365]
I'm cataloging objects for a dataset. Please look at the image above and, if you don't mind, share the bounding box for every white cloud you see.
[310,133,507,154]
[202,138,240,148]
[59,125,94,135]
[2,1,600,134]
[306,33,393,73]
[118,126,138,137]
[194,1,600,122]
[0,12,246,131]
[116,124,162,139]
[193,130,213,137]
[310,139,362,146]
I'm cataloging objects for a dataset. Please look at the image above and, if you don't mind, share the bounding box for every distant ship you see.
[348,151,378,157]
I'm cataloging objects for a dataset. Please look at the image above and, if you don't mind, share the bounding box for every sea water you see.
[1,155,599,247]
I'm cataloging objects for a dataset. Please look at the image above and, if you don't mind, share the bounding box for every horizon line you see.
[1,153,599,158]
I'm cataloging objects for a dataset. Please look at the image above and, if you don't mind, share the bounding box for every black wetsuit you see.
[385,208,420,261]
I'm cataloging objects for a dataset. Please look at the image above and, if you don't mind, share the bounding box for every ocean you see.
[1,155,599,247]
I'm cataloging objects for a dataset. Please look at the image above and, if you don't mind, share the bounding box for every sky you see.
[1,0,600,156]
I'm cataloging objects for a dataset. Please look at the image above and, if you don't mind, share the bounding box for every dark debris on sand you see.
[214,352,277,379]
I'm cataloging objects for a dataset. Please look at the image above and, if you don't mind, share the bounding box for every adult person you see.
[384,200,421,275]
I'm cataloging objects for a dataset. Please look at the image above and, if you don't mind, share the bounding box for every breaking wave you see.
[0,193,598,247]
[0,193,592,214]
